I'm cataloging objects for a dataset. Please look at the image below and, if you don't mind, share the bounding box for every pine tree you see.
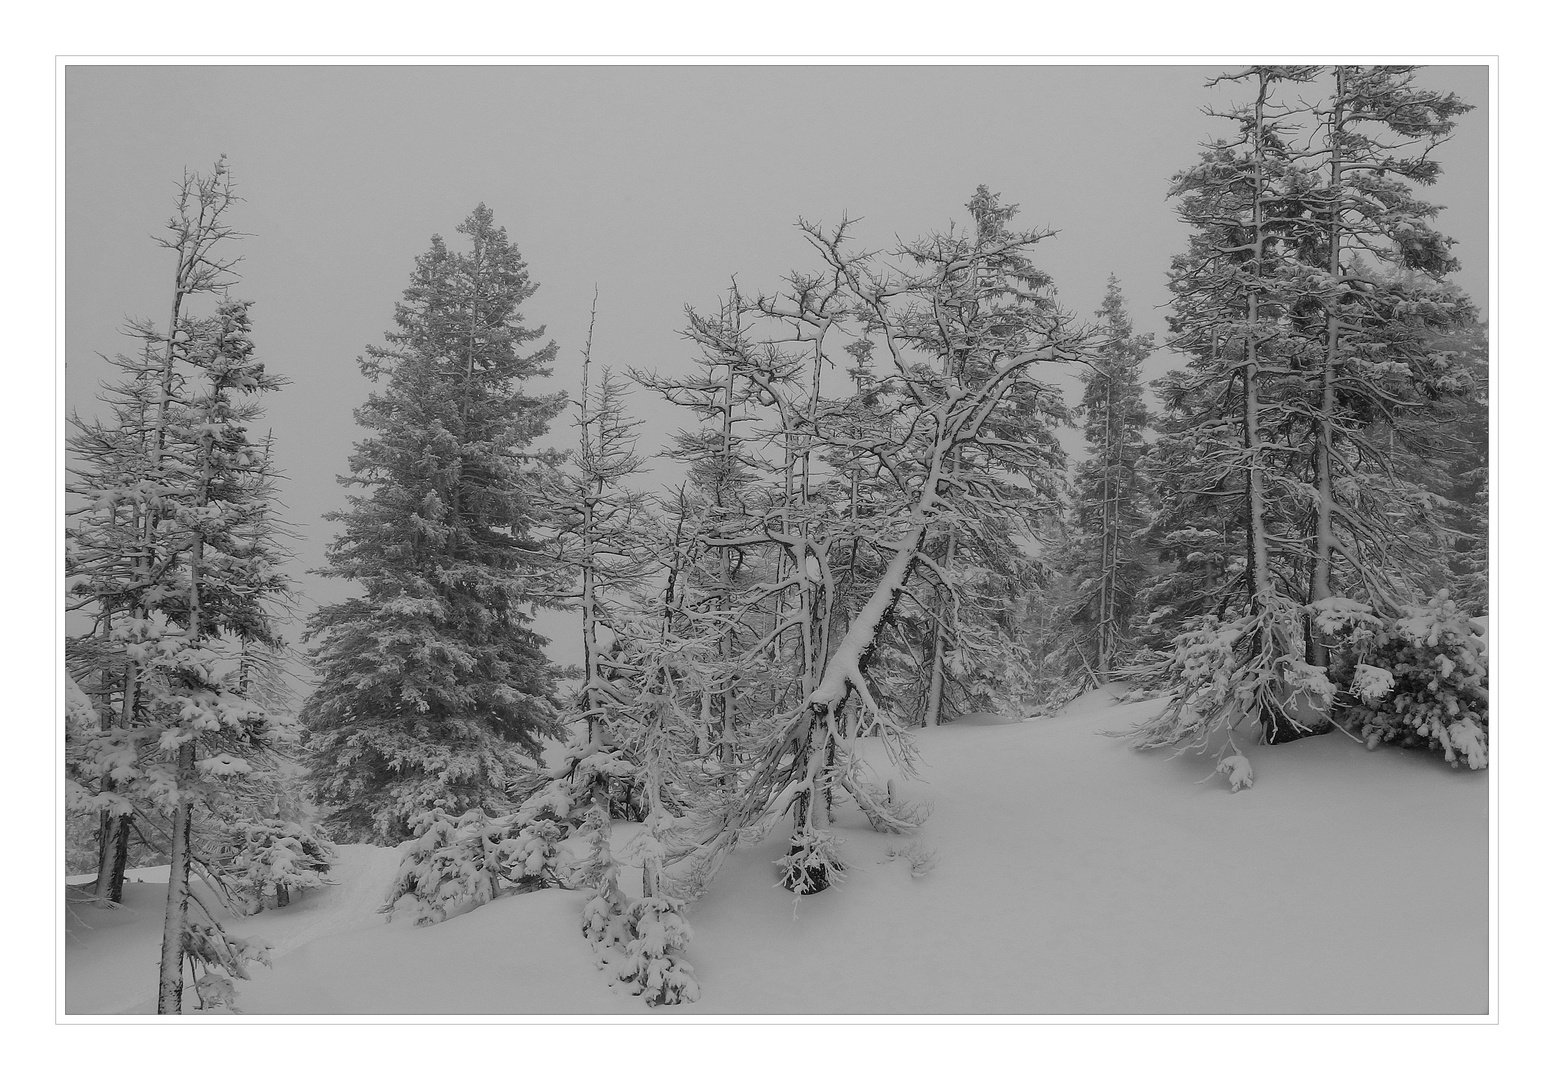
[151,295,295,1013]
[1293,65,1477,658]
[902,187,1071,726]
[1436,321,1489,614]
[1063,276,1154,681]
[65,160,252,902]
[1131,67,1333,754]
[66,163,302,1013]
[1131,66,1484,770]
[302,205,567,844]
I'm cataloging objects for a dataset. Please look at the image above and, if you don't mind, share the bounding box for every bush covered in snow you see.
[1338,591,1489,769]
[581,869,700,1007]
[223,818,337,913]
[380,797,582,927]
[381,809,530,926]
[613,897,700,1006]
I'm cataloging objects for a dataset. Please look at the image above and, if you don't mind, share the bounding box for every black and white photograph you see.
[56,57,1496,1026]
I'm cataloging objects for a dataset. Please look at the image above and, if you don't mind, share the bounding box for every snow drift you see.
[64,689,1488,1015]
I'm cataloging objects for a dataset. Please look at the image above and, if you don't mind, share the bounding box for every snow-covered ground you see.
[63,689,1489,1016]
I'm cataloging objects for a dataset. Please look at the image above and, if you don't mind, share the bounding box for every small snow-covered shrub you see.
[580,878,630,959]
[613,897,701,1006]
[1341,590,1489,770]
[508,818,567,888]
[579,862,699,1007]
[224,818,336,913]
[381,808,519,926]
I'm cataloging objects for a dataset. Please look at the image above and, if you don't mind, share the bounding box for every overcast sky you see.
[63,64,1490,663]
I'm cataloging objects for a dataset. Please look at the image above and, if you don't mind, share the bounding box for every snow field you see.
[64,689,1488,1015]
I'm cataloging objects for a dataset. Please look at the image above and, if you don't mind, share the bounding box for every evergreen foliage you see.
[1130,66,1487,765]
[302,206,567,844]
[1331,591,1489,768]
[1057,276,1154,681]
[222,817,337,913]
[63,160,307,1011]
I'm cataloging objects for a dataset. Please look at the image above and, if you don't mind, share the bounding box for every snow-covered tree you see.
[64,162,304,1012]
[1060,276,1154,681]
[1131,66,1486,772]
[883,188,1071,727]
[1131,67,1335,752]
[222,816,336,912]
[301,205,567,844]
[639,193,1091,898]
[65,160,259,902]
[1293,65,1477,658]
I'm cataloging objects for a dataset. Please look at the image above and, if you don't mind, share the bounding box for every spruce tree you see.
[1131,66,1485,768]
[1131,67,1332,753]
[66,166,303,1017]
[1292,65,1476,657]
[1063,276,1154,681]
[302,205,567,844]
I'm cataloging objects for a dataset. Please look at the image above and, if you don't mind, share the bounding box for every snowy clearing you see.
[64,689,1488,1016]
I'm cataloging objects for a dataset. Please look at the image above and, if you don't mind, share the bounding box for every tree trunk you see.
[96,815,131,904]
[156,742,196,1014]
[923,454,960,727]
[1309,65,1346,668]
[1243,73,1275,607]
[95,663,140,903]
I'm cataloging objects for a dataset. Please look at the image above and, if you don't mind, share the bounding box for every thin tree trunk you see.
[1309,65,1346,667]
[156,742,196,1014]
[716,360,737,783]
[1243,73,1275,606]
[91,624,130,903]
[1098,376,1115,678]
[102,816,130,904]
[923,523,957,727]
[158,346,217,1014]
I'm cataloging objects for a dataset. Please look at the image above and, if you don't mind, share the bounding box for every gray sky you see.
[64,64,1490,664]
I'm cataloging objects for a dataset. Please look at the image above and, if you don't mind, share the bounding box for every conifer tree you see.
[66,164,302,1015]
[1063,277,1154,681]
[1132,66,1485,769]
[632,290,774,787]
[72,278,293,1011]
[1292,65,1477,659]
[65,160,252,901]
[905,187,1070,726]
[1131,67,1332,753]
[302,205,567,844]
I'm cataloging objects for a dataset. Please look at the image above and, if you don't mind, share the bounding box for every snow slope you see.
[63,689,1489,1015]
